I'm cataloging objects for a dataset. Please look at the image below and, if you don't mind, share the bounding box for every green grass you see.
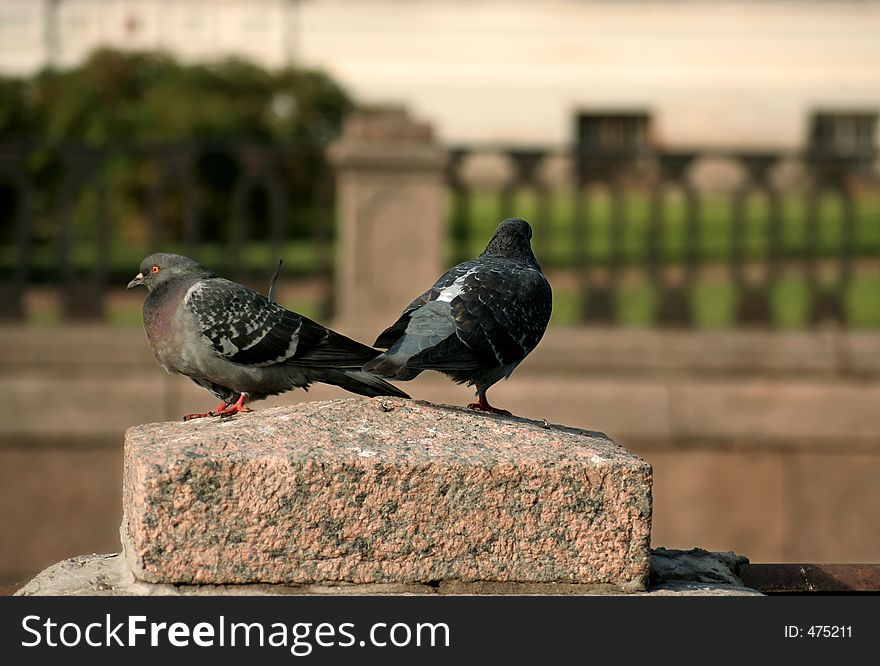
[0,239,329,287]
[106,302,144,328]
[847,277,880,328]
[451,188,880,328]
[22,269,880,331]
[6,188,880,329]
[548,275,880,329]
[450,189,880,267]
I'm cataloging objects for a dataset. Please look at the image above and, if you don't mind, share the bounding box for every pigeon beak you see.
[127,273,144,289]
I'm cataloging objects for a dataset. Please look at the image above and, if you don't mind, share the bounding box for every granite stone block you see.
[122,398,653,590]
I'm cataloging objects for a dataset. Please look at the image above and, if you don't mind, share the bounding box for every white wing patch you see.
[436,269,477,303]
[183,280,206,306]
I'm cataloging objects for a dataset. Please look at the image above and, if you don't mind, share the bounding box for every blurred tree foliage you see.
[16,49,350,142]
[0,77,33,136]
[0,49,353,254]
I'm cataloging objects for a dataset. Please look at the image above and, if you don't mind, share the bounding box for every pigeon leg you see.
[467,393,512,416]
[182,401,228,422]
[216,393,252,418]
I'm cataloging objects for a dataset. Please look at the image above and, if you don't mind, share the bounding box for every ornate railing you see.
[2,139,878,329]
[0,141,336,320]
[446,146,880,328]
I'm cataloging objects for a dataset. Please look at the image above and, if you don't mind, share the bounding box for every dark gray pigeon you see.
[364,218,551,415]
[128,253,409,420]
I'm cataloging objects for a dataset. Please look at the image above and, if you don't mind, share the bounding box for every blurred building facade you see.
[0,0,299,73]
[2,0,880,148]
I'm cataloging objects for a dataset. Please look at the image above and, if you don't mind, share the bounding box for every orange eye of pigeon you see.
[150,265,160,274]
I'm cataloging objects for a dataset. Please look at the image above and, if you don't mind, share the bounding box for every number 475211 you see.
[808,626,852,638]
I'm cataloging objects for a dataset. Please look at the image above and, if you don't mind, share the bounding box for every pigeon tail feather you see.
[312,368,410,398]
[405,336,484,372]
[362,352,422,381]
[373,321,408,350]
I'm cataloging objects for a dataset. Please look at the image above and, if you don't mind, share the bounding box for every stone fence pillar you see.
[328,107,447,339]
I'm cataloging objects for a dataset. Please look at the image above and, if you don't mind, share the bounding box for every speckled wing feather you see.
[186,278,378,368]
[407,258,552,371]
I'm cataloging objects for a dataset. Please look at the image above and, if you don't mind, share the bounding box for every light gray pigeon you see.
[128,253,409,420]
[364,218,552,415]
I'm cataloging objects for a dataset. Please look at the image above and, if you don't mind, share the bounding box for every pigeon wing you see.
[407,263,552,371]
[187,278,379,368]
[289,315,380,367]
[372,287,433,349]
[373,261,480,349]
[186,278,304,367]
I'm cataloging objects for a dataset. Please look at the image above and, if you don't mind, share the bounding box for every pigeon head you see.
[127,253,214,292]
[479,218,540,267]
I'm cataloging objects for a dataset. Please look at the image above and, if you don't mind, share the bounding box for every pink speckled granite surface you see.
[122,398,652,591]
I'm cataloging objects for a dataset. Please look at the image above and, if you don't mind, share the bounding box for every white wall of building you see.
[0,0,52,74]
[1,0,879,147]
[0,0,296,73]
[297,0,880,147]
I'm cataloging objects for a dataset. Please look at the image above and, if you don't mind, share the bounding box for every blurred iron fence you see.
[0,141,336,321]
[3,140,879,329]
[447,146,880,328]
